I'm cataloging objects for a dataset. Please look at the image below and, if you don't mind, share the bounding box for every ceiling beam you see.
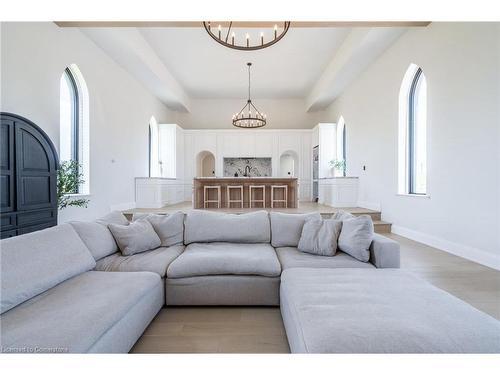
[55,21,430,28]
[81,28,190,112]
[306,27,407,111]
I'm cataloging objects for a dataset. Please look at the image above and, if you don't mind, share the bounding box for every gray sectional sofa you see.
[1,209,498,353]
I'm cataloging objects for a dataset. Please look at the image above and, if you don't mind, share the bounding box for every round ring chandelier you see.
[203,21,291,51]
[232,62,266,129]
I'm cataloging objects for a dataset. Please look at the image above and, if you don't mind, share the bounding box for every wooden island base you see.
[193,177,298,209]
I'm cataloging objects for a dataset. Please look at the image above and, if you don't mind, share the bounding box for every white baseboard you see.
[391,225,500,271]
[110,202,136,211]
[357,201,381,211]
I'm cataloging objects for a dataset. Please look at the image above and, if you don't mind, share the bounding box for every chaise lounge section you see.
[280,268,500,353]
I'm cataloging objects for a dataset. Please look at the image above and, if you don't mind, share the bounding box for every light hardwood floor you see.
[130,233,500,354]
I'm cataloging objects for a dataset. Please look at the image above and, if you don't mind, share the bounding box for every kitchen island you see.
[193,177,298,209]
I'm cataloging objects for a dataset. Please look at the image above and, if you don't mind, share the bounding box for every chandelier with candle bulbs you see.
[232,62,266,129]
[203,22,290,51]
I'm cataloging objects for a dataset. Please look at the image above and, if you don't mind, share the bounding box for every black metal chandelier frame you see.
[203,21,291,51]
[232,62,266,129]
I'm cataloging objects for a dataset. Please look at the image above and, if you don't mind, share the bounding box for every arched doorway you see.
[279,150,299,177]
[196,151,215,177]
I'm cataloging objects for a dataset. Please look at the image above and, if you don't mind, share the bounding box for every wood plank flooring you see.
[131,233,500,354]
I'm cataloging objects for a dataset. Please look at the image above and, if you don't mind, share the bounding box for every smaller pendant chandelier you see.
[232,63,266,129]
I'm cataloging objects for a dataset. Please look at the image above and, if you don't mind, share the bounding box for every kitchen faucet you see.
[244,165,251,177]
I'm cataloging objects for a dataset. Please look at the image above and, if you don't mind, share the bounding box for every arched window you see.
[149,116,160,177]
[60,64,89,194]
[336,116,346,176]
[149,120,177,178]
[398,64,427,195]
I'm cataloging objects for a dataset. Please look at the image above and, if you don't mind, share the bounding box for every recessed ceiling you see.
[139,27,351,99]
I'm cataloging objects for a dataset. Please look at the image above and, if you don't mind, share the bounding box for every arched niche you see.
[279,150,299,177]
[196,150,215,177]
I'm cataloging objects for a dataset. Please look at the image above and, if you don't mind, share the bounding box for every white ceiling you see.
[82,25,410,111]
[139,27,351,99]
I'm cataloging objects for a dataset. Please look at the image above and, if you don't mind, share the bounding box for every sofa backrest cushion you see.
[184,210,270,244]
[70,221,118,261]
[270,212,322,247]
[69,211,129,261]
[0,224,96,314]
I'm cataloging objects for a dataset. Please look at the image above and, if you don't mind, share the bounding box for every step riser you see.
[374,223,392,233]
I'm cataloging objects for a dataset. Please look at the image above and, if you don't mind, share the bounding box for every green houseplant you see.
[329,159,346,177]
[57,160,89,210]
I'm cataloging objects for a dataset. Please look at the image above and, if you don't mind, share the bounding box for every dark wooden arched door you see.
[1,113,59,238]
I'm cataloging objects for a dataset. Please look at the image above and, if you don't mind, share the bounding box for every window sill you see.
[64,193,91,198]
[396,193,430,199]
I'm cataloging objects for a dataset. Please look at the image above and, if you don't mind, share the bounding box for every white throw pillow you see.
[332,210,355,221]
[133,212,185,247]
[338,215,374,262]
[298,217,342,256]
[108,220,161,256]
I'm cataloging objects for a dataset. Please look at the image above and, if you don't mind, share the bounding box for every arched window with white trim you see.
[60,64,90,194]
[336,116,346,176]
[149,116,160,177]
[398,64,427,195]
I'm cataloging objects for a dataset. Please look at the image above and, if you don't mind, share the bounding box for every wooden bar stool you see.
[249,185,266,208]
[271,185,288,208]
[204,185,221,208]
[227,185,244,208]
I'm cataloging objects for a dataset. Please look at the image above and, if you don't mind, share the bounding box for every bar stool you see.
[204,185,221,208]
[227,185,244,208]
[271,185,288,208]
[249,185,266,208]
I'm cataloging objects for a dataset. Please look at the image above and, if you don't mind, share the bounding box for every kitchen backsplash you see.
[223,158,272,177]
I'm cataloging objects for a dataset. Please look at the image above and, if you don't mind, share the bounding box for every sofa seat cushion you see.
[1,224,96,314]
[95,245,184,277]
[0,271,162,353]
[276,247,374,270]
[167,242,281,278]
[280,268,500,353]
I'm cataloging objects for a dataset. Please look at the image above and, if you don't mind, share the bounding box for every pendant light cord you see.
[248,62,251,101]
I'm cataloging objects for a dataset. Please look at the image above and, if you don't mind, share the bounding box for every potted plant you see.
[57,160,90,210]
[329,159,346,177]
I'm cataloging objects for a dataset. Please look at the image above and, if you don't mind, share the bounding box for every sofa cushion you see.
[184,210,270,244]
[0,224,96,314]
[276,247,374,270]
[96,211,130,226]
[0,271,162,353]
[338,215,374,262]
[69,221,118,261]
[332,210,355,221]
[95,245,184,277]
[69,211,130,261]
[298,217,342,256]
[108,220,161,256]
[280,268,500,353]
[133,212,184,247]
[167,242,281,278]
[270,212,321,248]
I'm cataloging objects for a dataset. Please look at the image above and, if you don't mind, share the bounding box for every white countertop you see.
[194,177,297,180]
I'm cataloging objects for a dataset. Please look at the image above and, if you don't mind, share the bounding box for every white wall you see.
[173,98,323,129]
[321,23,500,268]
[1,22,176,222]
